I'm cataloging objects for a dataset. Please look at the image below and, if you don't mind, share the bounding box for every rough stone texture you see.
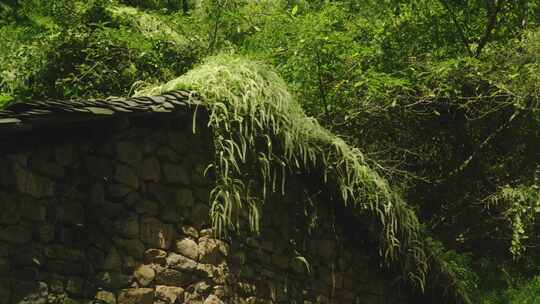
[118,288,154,304]
[96,290,117,304]
[174,238,199,261]
[134,265,155,287]
[204,294,224,304]
[0,112,411,304]
[140,217,175,250]
[155,285,184,304]
[166,253,197,272]
[198,237,228,265]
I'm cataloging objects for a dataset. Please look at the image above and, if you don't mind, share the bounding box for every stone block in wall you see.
[142,138,157,155]
[114,213,139,239]
[155,285,184,304]
[13,163,54,198]
[158,201,182,224]
[114,238,146,261]
[157,147,182,164]
[95,271,133,290]
[162,163,190,185]
[144,249,167,265]
[20,197,46,222]
[102,200,125,219]
[116,141,143,167]
[166,253,198,272]
[91,183,106,205]
[103,247,123,272]
[85,155,113,179]
[45,260,84,276]
[174,237,200,261]
[198,237,229,265]
[0,257,9,275]
[95,290,117,304]
[146,184,174,206]
[141,158,161,182]
[115,165,140,190]
[0,225,31,244]
[43,245,84,262]
[191,204,210,230]
[168,130,189,155]
[134,198,159,216]
[6,153,28,166]
[58,202,85,226]
[108,184,132,200]
[118,288,154,304]
[0,279,10,304]
[140,217,175,250]
[204,294,224,304]
[0,192,21,224]
[37,224,55,243]
[33,160,65,180]
[54,144,76,167]
[179,224,199,239]
[176,188,195,209]
[12,267,39,281]
[154,267,194,287]
[0,245,7,259]
[0,159,12,188]
[134,265,155,287]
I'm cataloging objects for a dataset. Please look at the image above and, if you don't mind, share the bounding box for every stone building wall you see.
[0,109,410,304]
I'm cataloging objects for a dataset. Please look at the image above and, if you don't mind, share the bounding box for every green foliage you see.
[489,184,540,257]
[425,238,479,303]
[506,276,540,304]
[119,0,186,12]
[0,1,204,102]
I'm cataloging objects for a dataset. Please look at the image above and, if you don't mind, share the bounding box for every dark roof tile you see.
[0,90,197,133]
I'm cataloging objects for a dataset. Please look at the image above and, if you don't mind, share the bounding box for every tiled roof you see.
[0,90,200,132]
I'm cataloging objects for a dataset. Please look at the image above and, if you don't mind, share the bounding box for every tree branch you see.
[439,0,474,57]
[475,0,505,58]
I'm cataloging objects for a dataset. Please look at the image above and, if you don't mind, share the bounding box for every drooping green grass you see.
[134,54,466,296]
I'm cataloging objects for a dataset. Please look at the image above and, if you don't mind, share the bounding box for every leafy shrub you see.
[0,2,205,102]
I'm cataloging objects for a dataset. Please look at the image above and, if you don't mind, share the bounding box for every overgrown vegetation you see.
[135,55,429,291]
[3,0,540,302]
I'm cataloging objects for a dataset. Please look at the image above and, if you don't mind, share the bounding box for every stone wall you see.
[0,110,410,304]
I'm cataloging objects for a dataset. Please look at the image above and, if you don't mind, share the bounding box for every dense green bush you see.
[0,1,205,102]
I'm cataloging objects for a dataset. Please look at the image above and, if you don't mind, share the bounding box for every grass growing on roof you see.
[135,54,428,288]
